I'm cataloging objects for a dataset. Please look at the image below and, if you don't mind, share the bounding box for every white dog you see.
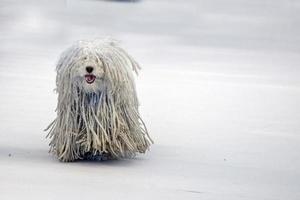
[46,39,152,162]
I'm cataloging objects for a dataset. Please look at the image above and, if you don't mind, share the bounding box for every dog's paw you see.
[83,152,113,161]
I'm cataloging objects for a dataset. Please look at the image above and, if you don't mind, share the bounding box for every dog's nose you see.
[86,66,94,73]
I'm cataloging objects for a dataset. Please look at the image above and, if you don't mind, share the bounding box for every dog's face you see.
[57,39,141,96]
[72,54,105,93]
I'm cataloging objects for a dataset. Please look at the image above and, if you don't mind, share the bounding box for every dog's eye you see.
[83,57,87,60]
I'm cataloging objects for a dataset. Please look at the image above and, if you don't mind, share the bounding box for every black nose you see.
[86,66,94,73]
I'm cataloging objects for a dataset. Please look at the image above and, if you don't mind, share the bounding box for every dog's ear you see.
[56,47,72,73]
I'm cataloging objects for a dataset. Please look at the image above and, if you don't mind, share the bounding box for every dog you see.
[46,38,152,162]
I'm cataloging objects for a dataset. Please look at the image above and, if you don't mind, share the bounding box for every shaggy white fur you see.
[46,38,153,162]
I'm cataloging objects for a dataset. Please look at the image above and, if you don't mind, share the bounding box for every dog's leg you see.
[83,151,113,161]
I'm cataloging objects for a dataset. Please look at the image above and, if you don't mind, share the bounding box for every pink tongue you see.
[85,75,95,83]
[86,76,92,81]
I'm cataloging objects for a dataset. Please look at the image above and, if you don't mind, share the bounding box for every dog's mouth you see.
[85,74,96,84]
